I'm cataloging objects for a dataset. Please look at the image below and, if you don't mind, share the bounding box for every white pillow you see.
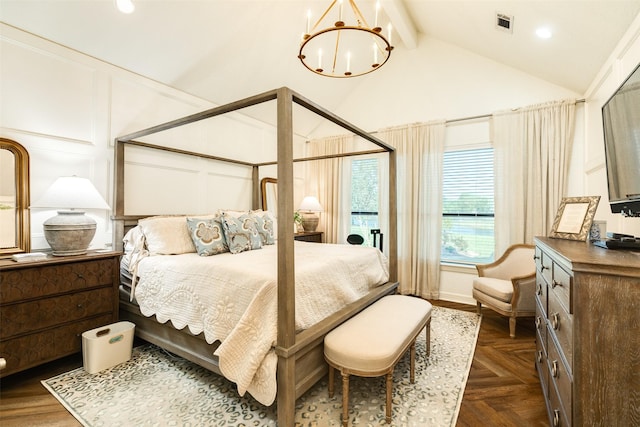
[138,216,196,255]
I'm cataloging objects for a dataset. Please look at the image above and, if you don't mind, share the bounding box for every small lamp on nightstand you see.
[31,176,110,256]
[299,196,323,232]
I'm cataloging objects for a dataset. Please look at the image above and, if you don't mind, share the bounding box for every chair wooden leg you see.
[341,372,350,427]
[385,369,393,424]
[476,301,482,315]
[509,317,516,338]
[328,365,334,398]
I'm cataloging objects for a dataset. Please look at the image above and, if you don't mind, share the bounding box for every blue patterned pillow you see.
[252,211,275,245]
[186,217,229,256]
[221,212,262,254]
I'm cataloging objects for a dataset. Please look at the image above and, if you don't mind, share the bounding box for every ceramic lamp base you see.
[43,210,96,256]
[301,213,319,232]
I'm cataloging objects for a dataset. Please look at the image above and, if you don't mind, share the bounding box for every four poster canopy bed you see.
[113,87,398,426]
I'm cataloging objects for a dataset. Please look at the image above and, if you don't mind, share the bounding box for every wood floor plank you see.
[0,300,548,425]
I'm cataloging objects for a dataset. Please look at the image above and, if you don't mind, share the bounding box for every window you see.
[350,158,379,246]
[441,147,494,264]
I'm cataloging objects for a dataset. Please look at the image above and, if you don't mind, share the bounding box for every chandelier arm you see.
[311,0,339,34]
[332,30,341,74]
[349,0,370,28]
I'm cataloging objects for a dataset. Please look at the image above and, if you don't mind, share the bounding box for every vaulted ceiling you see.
[2,0,640,122]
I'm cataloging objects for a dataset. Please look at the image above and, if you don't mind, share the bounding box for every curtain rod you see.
[445,98,585,125]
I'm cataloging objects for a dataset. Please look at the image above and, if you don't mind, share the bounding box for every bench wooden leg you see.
[426,320,431,356]
[410,340,416,383]
[341,371,350,427]
[385,369,393,423]
[328,365,335,398]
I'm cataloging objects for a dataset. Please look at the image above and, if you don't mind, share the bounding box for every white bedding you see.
[132,241,389,405]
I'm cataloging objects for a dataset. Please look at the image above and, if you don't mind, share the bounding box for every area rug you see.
[42,306,480,426]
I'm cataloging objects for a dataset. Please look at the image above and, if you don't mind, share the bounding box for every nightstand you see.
[0,251,121,377]
[294,231,323,243]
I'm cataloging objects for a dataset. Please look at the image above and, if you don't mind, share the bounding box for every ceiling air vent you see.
[496,13,514,34]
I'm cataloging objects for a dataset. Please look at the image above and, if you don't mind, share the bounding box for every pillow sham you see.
[251,209,276,245]
[138,215,196,255]
[186,216,229,256]
[221,212,262,254]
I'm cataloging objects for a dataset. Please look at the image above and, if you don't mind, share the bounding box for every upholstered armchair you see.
[472,244,536,338]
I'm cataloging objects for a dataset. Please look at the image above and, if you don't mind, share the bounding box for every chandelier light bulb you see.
[115,0,135,14]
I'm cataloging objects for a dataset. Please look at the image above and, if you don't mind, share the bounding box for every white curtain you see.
[378,122,445,298]
[305,135,351,243]
[493,99,576,255]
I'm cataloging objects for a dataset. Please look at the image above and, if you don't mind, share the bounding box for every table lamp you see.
[32,176,110,256]
[299,196,323,232]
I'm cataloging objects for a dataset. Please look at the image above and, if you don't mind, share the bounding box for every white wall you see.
[0,23,296,252]
[582,14,640,238]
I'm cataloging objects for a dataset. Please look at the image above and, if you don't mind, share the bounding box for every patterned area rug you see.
[42,306,480,426]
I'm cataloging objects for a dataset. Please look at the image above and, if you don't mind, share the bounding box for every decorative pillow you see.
[251,209,276,245]
[123,225,145,253]
[138,215,196,255]
[186,217,229,256]
[221,212,262,254]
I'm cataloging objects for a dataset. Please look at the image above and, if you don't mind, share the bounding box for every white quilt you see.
[133,241,389,405]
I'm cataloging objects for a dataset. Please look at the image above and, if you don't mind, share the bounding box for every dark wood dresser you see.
[0,251,121,377]
[534,237,640,426]
[294,231,323,243]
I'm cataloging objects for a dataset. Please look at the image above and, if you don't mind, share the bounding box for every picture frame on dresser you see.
[549,196,600,241]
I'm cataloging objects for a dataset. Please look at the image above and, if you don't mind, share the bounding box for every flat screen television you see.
[601,62,640,217]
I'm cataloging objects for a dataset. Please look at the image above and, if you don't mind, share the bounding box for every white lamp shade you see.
[32,176,110,210]
[299,196,323,212]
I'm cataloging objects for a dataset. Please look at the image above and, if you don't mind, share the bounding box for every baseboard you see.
[436,292,476,306]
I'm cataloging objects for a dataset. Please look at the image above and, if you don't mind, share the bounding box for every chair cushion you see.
[324,295,431,373]
[473,277,513,303]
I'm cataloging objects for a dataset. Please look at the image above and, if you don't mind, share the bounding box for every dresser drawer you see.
[540,250,553,286]
[535,274,548,317]
[536,328,549,399]
[548,336,572,424]
[0,258,115,303]
[1,287,114,339]
[548,375,571,427]
[0,313,114,377]
[551,262,572,314]
[548,288,573,369]
[535,299,547,353]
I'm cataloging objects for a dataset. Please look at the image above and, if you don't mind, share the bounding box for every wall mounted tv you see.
[601,62,640,217]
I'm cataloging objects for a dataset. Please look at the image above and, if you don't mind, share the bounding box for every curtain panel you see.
[305,135,351,243]
[378,122,445,298]
[492,99,576,255]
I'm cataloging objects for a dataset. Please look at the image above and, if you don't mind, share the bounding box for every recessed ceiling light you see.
[536,27,552,39]
[115,0,135,14]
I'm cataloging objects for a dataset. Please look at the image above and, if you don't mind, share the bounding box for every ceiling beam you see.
[381,0,418,49]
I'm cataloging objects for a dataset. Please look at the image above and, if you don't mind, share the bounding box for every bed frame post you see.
[276,87,296,426]
[251,165,260,210]
[388,150,398,283]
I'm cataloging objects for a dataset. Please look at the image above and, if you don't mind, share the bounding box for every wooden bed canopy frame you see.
[113,87,398,426]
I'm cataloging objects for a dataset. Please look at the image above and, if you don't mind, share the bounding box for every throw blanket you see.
[133,242,389,405]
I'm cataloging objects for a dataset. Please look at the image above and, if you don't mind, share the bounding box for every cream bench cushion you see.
[324,294,432,426]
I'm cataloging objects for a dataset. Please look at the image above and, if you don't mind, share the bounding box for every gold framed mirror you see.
[0,138,30,256]
[261,177,277,212]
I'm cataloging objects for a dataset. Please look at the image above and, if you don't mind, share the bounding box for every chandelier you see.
[298,0,394,78]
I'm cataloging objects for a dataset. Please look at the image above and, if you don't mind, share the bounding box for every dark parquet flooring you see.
[0,300,548,426]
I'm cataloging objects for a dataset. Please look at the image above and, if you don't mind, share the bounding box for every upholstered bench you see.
[324,295,432,426]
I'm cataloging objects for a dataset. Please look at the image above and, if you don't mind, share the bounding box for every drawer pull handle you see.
[551,360,558,378]
[553,409,560,427]
[533,255,540,260]
[536,283,542,295]
[77,304,83,309]
[535,317,542,329]
[552,279,561,288]
[552,313,560,330]
[540,265,547,272]
[537,351,543,363]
